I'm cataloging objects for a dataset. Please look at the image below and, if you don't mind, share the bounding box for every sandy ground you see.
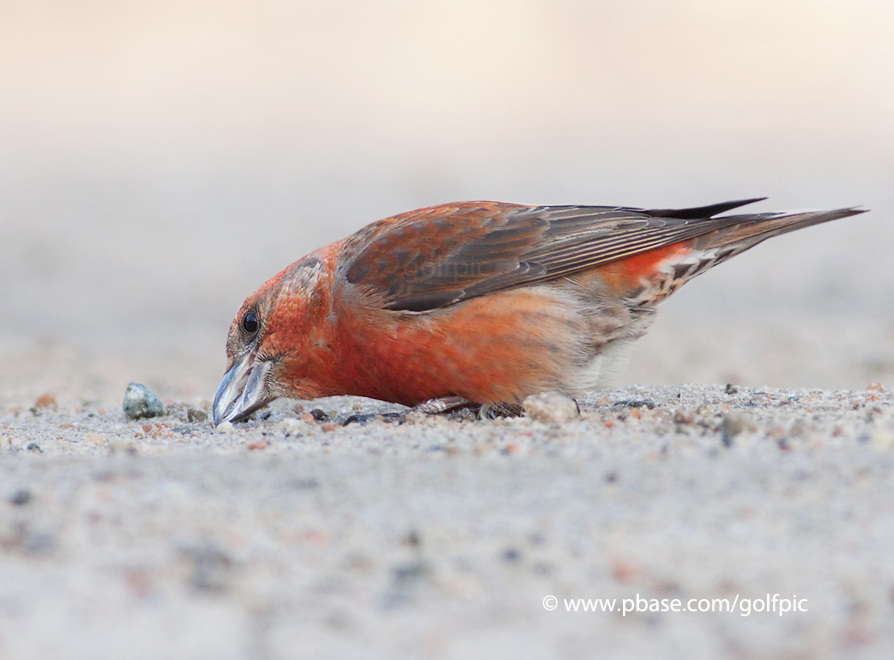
[2,359,894,659]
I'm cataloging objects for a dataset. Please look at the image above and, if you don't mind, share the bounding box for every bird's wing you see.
[341,198,769,312]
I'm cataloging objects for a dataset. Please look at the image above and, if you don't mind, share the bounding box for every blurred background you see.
[1,0,892,406]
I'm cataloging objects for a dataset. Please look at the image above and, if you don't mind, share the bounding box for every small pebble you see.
[343,412,402,426]
[721,410,758,446]
[524,392,580,423]
[123,383,165,420]
[276,418,310,435]
[83,432,107,446]
[502,548,521,563]
[10,489,32,505]
[187,408,208,423]
[868,382,885,392]
[722,410,757,435]
[613,399,656,409]
[673,409,695,425]
[402,530,422,547]
[35,393,57,409]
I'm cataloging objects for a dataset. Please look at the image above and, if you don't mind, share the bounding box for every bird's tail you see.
[694,206,867,253]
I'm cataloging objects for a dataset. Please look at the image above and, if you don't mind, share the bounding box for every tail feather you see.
[695,207,867,252]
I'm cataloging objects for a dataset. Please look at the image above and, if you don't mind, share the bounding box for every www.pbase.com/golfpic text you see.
[543,593,807,617]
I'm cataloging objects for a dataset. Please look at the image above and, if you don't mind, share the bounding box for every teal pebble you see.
[123,382,165,419]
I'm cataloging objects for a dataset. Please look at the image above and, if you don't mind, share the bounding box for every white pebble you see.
[523,392,580,424]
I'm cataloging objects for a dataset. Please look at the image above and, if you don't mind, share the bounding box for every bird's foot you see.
[414,396,475,414]
[477,402,523,419]
[414,397,522,420]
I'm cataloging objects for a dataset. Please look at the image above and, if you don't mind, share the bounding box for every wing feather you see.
[341,198,846,312]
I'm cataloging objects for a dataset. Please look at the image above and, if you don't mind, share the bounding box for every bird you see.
[213,198,865,425]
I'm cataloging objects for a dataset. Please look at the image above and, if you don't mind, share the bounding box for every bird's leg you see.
[414,397,524,419]
[477,402,524,419]
[414,396,475,414]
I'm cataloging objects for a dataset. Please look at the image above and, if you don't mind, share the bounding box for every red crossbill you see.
[213,198,864,424]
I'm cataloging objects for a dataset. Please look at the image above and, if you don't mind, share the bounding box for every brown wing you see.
[340,197,778,312]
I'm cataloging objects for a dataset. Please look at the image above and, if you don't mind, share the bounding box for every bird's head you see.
[212,256,330,425]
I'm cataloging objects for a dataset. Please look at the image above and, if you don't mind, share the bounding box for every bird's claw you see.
[413,397,523,419]
[414,396,474,414]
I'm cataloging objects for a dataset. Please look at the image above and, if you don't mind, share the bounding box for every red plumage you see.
[213,199,864,424]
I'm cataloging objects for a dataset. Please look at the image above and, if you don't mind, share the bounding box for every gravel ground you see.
[2,382,893,660]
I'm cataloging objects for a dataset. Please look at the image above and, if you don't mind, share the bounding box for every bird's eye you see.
[242,311,259,334]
